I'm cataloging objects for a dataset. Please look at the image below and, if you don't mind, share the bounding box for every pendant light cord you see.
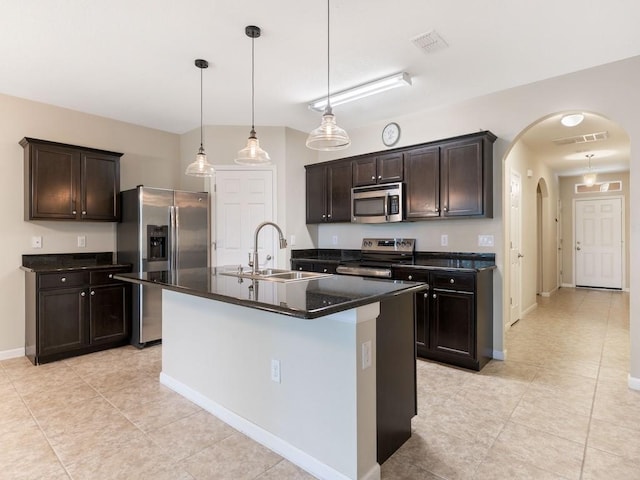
[251,34,256,131]
[326,0,331,111]
[200,64,204,150]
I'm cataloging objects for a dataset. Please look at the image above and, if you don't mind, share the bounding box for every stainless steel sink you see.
[218,266,332,283]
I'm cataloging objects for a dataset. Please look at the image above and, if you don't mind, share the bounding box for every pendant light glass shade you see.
[235,26,271,165]
[583,154,596,186]
[306,107,350,150]
[186,59,215,177]
[306,0,351,151]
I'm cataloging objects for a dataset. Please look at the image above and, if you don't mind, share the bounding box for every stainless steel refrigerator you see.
[117,186,210,347]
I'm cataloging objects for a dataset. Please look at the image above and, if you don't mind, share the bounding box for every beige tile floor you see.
[1,287,638,479]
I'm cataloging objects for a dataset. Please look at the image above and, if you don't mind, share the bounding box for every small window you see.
[575,181,622,194]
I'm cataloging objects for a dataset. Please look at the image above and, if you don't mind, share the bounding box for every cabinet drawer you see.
[90,268,130,285]
[393,268,429,282]
[430,272,475,292]
[39,272,89,289]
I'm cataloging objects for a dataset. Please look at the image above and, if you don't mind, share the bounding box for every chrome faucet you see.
[249,221,288,274]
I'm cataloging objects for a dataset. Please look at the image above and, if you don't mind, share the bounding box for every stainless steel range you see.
[336,238,416,278]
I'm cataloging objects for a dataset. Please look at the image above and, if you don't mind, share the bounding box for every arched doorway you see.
[502,111,630,338]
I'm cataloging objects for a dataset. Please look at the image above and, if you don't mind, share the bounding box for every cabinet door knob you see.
[327,214,331,218]
[408,275,413,280]
[450,278,455,284]
[80,291,85,297]
[433,293,437,299]
[378,175,382,179]
[435,208,439,212]
[323,268,327,273]
[61,277,66,283]
[82,210,87,215]
[443,207,448,212]
[322,214,326,218]
[90,290,95,296]
[108,274,113,278]
[371,175,376,180]
[423,293,428,299]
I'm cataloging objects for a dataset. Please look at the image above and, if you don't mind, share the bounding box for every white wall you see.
[0,93,180,355]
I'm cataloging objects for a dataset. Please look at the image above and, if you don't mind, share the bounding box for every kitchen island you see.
[116,267,427,480]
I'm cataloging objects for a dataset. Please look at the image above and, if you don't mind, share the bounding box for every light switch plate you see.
[77,235,86,248]
[478,235,495,247]
[441,234,448,246]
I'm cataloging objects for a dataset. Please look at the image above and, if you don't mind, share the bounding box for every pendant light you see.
[235,25,271,165]
[583,154,597,186]
[185,59,215,177]
[306,0,351,151]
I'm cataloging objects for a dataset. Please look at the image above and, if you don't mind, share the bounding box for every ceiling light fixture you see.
[583,153,596,186]
[236,25,271,165]
[308,72,412,112]
[306,0,350,151]
[185,59,215,177]
[561,113,585,127]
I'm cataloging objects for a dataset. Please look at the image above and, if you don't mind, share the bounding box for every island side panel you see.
[161,289,380,480]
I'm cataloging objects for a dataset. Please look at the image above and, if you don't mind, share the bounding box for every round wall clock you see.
[382,122,400,146]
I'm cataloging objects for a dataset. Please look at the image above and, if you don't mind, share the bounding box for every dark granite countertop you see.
[290,249,496,272]
[21,252,131,273]
[115,267,428,319]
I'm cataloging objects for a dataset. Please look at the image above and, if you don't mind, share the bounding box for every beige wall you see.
[0,93,181,354]
[559,172,630,288]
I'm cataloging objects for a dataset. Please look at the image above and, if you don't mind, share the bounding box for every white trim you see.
[628,374,640,391]
[493,349,506,361]
[160,372,379,480]
[539,286,558,297]
[561,282,575,288]
[0,347,25,361]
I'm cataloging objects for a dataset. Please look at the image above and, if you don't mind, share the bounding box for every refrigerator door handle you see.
[169,206,176,271]
[174,206,180,270]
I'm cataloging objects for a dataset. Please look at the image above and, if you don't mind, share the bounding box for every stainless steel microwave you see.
[351,182,404,223]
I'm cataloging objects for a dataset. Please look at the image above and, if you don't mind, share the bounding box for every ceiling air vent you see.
[552,131,609,146]
[412,30,449,54]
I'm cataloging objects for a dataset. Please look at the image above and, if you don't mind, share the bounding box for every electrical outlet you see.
[361,341,372,370]
[271,359,281,383]
[478,235,495,247]
[31,236,42,249]
[441,234,448,246]
[77,235,86,248]
[332,235,338,245]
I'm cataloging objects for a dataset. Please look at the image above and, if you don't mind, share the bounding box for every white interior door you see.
[212,168,275,268]
[509,170,522,326]
[575,197,622,289]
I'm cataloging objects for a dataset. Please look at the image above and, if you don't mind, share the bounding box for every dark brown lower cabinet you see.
[395,268,493,371]
[25,267,131,364]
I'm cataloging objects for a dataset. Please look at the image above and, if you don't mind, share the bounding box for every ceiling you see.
[1,0,638,175]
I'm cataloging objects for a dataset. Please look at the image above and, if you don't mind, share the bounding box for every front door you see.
[212,167,275,269]
[575,197,622,289]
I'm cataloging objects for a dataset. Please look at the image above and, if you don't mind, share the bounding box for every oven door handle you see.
[336,266,393,278]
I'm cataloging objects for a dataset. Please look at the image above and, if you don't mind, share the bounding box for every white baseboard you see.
[160,372,372,480]
[522,303,538,317]
[561,283,575,288]
[539,286,558,297]
[0,347,25,361]
[628,374,640,391]
[493,349,506,361]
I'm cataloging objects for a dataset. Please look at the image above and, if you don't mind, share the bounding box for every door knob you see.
[266,255,272,261]
[576,246,581,251]
[517,253,524,258]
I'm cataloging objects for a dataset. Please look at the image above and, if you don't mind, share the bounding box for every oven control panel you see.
[361,238,415,254]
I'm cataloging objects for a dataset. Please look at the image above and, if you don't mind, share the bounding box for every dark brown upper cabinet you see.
[305,159,353,224]
[404,132,496,219]
[352,151,403,187]
[21,137,122,222]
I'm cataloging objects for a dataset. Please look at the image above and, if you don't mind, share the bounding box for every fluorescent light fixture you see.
[561,113,584,127]
[308,72,412,112]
